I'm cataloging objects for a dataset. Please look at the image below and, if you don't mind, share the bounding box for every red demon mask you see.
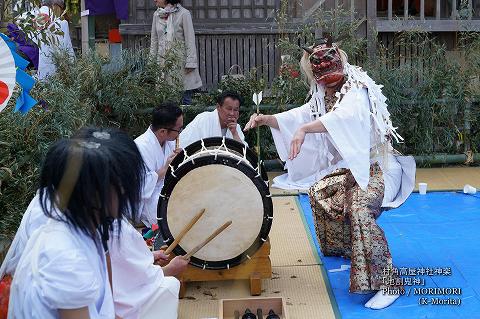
[303,39,344,86]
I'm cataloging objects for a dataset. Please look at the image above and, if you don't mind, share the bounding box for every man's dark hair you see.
[151,101,183,131]
[166,0,181,5]
[216,91,243,106]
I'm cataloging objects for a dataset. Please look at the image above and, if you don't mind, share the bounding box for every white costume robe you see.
[37,6,75,80]
[271,72,415,208]
[179,109,247,148]
[135,127,175,226]
[1,194,179,319]
[109,219,180,319]
[8,218,114,318]
[0,193,46,278]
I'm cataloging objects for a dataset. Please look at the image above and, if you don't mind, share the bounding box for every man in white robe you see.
[135,102,183,227]
[179,91,247,148]
[245,40,415,310]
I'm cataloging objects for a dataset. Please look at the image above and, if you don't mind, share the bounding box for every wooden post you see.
[388,0,393,20]
[451,0,457,19]
[250,272,262,296]
[313,1,323,40]
[464,102,471,154]
[436,0,441,20]
[420,0,425,21]
[468,0,473,19]
[0,0,5,27]
[80,0,95,55]
[366,0,377,59]
[350,0,355,21]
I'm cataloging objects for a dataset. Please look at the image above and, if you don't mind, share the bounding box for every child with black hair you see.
[5,128,144,318]
[1,127,189,318]
[75,128,189,319]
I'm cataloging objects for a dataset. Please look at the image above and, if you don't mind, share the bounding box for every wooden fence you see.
[120,25,305,90]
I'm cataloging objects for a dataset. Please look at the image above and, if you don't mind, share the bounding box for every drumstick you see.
[165,208,206,255]
[184,220,232,259]
[175,136,180,149]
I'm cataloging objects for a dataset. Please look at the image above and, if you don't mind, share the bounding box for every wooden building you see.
[120,0,480,89]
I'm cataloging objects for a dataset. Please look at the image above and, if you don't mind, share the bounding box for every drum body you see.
[158,137,273,270]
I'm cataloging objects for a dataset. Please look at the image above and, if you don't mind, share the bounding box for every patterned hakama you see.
[309,163,401,292]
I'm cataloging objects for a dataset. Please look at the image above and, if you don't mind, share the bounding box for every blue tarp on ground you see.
[298,192,480,319]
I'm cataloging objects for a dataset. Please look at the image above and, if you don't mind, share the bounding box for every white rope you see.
[174,139,254,170]
[169,165,176,178]
[342,63,403,143]
[308,63,403,144]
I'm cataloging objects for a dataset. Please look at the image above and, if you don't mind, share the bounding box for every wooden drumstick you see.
[184,220,232,259]
[164,208,206,255]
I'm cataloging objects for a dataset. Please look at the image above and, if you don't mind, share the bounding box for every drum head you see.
[158,153,273,269]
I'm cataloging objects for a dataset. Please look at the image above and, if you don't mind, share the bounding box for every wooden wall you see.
[120,0,308,90]
[120,0,480,89]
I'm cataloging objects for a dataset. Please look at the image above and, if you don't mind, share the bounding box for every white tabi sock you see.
[364,290,400,309]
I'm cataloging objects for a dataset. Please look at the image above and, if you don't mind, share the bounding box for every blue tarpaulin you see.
[298,192,480,319]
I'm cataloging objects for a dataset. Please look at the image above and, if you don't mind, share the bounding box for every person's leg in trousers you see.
[181,90,195,105]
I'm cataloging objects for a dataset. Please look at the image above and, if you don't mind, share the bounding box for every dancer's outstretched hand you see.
[244,113,266,131]
[289,128,306,160]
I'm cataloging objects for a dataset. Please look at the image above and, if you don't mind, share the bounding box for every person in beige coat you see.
[150,0,202,105]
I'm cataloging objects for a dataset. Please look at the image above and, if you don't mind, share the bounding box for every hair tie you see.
[92,131,111,140]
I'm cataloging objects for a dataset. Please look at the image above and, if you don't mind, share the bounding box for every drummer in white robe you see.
[179,91,247,148]
[135,102,183,227]
[110,218,188,319]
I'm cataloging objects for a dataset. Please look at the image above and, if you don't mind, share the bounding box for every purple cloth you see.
[6,23,39,69]
[85,0,129,20]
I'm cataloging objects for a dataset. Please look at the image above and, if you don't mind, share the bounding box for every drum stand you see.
[177,238,272,298]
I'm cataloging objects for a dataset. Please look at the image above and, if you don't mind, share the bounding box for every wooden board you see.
[178,240,272,297]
